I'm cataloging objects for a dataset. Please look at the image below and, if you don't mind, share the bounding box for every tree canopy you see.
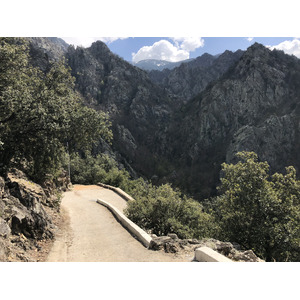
[215,151,300,261]
[0,37,112,181]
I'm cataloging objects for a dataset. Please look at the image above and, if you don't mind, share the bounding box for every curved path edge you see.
[96,198,152,248]
[97,183,134,201]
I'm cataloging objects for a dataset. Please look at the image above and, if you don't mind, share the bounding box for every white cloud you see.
[172,37,205,51]
[132,37,204,63]
[132,39,189,63]
[268,38,300,58]
[61,37,128,48]
[247,37,254,42]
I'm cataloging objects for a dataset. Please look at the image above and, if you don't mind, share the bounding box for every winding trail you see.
[46,185,192,262]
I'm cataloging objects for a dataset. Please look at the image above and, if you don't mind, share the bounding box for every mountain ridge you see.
[132,58,193,71]
[26,38,300,199]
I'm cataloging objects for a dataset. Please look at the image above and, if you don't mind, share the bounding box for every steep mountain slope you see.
[164,43,300,198]
[65,41,176,175]
[27,37,69,71]
[148,50,244,102]
[26,39,300,201]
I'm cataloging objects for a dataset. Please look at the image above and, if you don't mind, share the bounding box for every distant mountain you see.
[27,39,300,200]
[64,41,176,177]
[148,51,244,102]
[162,43,300,197]
[133,59,192,71]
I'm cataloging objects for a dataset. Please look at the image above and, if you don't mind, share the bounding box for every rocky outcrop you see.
[0,169,64,261]
[149,234,264,262]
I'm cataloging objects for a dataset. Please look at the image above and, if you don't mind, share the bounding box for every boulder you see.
[7,169,48,209]
[149,236,172,250]
[229,250,264,262]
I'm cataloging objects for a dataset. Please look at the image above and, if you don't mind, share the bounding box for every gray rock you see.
[0,218,11,238]
[229,250,264,262]
[0,176,5,198]
[167,233,178,240]
[149,236,172,250]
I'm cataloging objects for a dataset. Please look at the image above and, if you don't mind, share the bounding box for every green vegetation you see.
[69,152,130,187]
[212,152,300,262]
[124,181,217,239]
[70,150,300,261]
[69,152,216,239]
[0,38,112,181]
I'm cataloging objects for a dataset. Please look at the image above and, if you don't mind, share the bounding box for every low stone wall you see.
[195,246,232,262]
[96,198,152,248]
[97,183,134,201]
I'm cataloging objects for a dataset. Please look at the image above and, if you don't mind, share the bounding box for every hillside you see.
[164,43,300,197]
[24,38,300,199]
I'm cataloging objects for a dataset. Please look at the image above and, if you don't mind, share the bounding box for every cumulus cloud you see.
[172,37,205,51]
[132,37,204,63]
[268,38,300,58]
[246,37,254,42]
[132,39,189,63]
[61,37,128,48]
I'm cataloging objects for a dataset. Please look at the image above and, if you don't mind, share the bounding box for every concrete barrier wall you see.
[97,183,232,261]
[195,246,232,262]
[96,198,152,248]
[97,182,134,201]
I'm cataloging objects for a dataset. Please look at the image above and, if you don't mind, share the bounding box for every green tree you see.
[215,151,300,261]
[0,37,112,181]
[69,152,129,186]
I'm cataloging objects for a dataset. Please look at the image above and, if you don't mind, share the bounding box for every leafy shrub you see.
[69,152,130,187]
[124,182,216,239]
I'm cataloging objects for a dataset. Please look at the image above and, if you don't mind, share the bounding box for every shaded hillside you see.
[65,41,176,176]
[164,43,300,198]
[26,39,300,201]
[148,50,243,102]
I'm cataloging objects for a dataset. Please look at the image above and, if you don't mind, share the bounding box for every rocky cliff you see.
[0,169,70,261]
[148,50,243,102]
[27,37,69,71]
[164,43,300,198]
[65,41,176,176]
[27,39,300,201]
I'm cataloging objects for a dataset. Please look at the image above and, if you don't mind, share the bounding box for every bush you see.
[69,152,130,187]
[124,182,216,239]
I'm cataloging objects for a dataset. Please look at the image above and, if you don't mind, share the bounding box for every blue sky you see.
[61,37,300,63]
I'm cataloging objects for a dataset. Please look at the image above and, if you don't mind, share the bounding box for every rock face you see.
[0,169,64,261]
[133,58,192,71]
[65,41,175,177]
[28,39,300,201]
[148,50,243,102]
[27,37,69,72]
[164,43,300,198]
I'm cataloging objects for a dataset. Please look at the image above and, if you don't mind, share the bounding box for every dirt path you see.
[46,185,193,262]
